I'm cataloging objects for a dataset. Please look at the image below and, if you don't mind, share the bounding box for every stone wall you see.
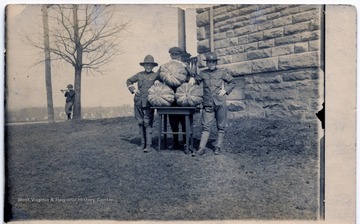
[196,4,324,120]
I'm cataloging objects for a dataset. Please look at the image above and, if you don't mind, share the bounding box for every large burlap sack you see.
[175,83,203,107]
[148,82,175,107]
[159,61,188,88]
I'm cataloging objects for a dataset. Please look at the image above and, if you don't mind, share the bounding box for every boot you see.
[67,113,71,120]
[192,131,210,157]
[143,127,153,153]
[137,125,145,150]
[214,132,225,155]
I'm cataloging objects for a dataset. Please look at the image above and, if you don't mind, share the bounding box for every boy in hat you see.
[157,46,196,151]
[190,52,235,156]
[126,55,159,152]
[62,84,75,120]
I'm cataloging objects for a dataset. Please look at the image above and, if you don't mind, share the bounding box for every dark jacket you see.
[65,90,75,103]
[195,67,235,106]
[126,71,159,107]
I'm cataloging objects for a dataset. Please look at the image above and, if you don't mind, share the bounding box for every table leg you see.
[185,115,190,154]
[158,114,162,151]
[190,114,194,152]
[164,115,167,149]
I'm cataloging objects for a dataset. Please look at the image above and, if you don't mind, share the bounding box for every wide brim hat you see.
[204,52,219,61]
[140,55,158,66]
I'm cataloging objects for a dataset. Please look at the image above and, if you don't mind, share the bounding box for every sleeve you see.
[194,70,203,85]
[126,73,139,94]
[223,70,235,95]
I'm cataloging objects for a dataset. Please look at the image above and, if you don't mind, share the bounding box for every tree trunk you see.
[42,5,55,122]
[73,67,81,119]
[72,4,82,120]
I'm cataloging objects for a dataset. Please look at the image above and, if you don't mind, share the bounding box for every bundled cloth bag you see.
[159,61,188,88]
[148,82,175,107]
[175,83,203,107]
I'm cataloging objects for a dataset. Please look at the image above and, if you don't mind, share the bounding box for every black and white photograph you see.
[3,3,356,223]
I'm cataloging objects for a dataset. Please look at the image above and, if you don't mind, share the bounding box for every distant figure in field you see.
[62,84,75,120]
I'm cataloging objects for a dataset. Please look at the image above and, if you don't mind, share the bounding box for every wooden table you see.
[152,107,198,154]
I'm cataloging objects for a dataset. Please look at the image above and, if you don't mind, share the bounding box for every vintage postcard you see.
[3,3,357,224]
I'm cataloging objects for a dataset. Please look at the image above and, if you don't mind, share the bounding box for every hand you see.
[134,90,140,96]
[188,77,196,86]
[218,89,227,96]
[154,80,161,85]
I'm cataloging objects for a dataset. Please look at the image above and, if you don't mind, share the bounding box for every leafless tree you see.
[30,4,129,119]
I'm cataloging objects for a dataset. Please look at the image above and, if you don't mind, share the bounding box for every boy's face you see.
[206,60,217,70]
[170,52,182,60]
[143,63,155,73]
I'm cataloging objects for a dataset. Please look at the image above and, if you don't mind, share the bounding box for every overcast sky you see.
[6,4,197,110]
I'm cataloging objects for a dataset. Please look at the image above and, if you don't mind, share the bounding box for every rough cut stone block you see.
[288,104,308,110]
[254,15,268,23]
[197,27,206,41]
[214,39,230,49]
[282,70,314,82]
[275,34,301,46]
[219,55,232,65]
[246,101,265,111]
[248,49,272,60]
[267,12,281,20]
[284,22,311,35]
[258,39,275,49]
[214,32,227,41]
[238,5,259,15]
[300,31,320,41]
[232,52,247,63]
[197,39,210,54]
[233,14,252,22]
[248,31,264,43]
[274,5,289,12]
[252,58,279,73]
[214,7,228,17]
[257,20,273,31]
[309,40,321,51]
[272,15,292,28]
[196,11,210,27]
[196,8,209,14]
[238,35,249,45]
[263,27,284,39]
[280,7,300,16]
[272,44,294,56]
[215,48,226,57]
[219,24,233,33]
[294,42,309,53]
[298,5,321,12]
[279,52,319,70]
[244,42,258,52]
[292,10,319,23]
[228,102,246,112]
[226,45,245,55]
[269,82,297,90]
[227,61,252,75]
[214,12,232,23]
[226,30,236,38]
[233,20,251,30]
[234,25,257,36]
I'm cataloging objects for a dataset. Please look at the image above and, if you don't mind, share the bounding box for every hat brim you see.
[140,62,158,66]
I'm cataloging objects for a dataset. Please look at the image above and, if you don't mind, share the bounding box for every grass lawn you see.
[5,115,320,221]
